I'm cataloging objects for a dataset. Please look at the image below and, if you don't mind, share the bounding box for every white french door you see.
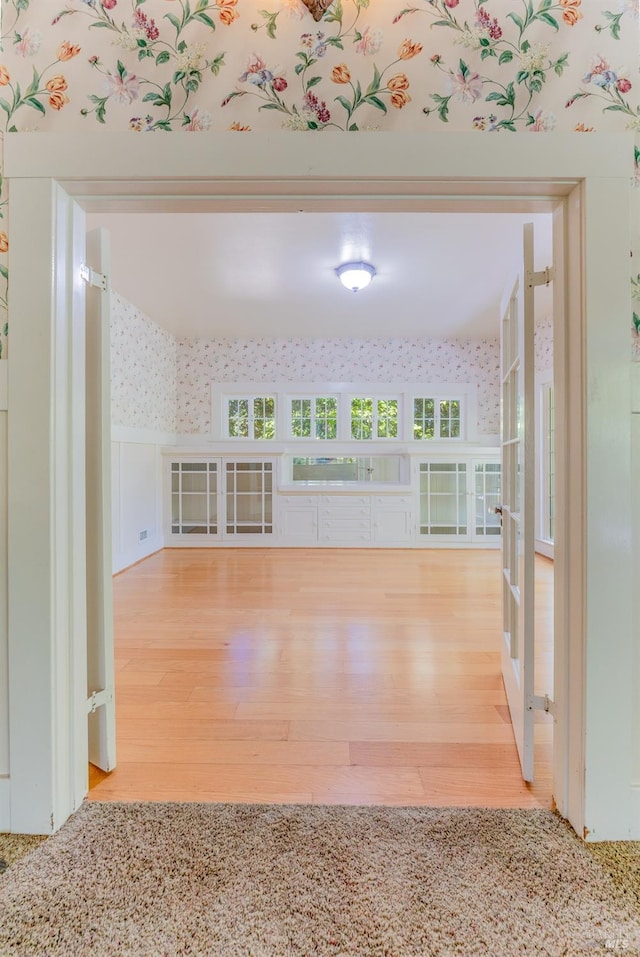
[499,223,538,782]
[85,227,116,772]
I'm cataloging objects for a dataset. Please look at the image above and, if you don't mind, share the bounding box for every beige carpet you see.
[1,803,640,956]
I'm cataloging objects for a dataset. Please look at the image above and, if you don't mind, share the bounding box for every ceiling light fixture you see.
[335,261,376,293]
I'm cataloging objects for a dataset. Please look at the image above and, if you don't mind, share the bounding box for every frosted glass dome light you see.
[336,261,376,292]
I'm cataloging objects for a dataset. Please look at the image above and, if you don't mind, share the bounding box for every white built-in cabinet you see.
[165,451,500,548]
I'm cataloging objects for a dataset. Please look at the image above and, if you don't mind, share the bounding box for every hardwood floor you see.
[88,548,554,807]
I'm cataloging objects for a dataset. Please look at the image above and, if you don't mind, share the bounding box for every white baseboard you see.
[535,539,554,560]
[0,776,9,831]
[112,535,163,575]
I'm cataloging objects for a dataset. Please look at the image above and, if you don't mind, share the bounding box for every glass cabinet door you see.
[419,462,467,536]
[225,461,273,536]
[474,462,502,537]
[171,461,219,535]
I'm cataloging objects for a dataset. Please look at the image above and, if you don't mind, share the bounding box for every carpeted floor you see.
[1,803,640,957]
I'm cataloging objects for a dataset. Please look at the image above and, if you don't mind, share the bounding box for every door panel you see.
[86,227,116,772]
[500,224,536,782]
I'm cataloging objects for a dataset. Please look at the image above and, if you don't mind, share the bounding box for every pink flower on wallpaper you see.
[104,71,141,104]
[14,27,42,57]
[279,0,306,17]
[528,108,557,132]
[446,68,482,104]
[355,26,383,57]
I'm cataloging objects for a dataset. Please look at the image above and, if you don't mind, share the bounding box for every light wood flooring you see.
[89,548,554,807]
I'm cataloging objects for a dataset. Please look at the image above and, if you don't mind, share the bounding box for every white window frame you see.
[349,394,401,441]
[412,394,465,441]
[288,393,340,440]
[211,382,478,444]
[214,387,278,441]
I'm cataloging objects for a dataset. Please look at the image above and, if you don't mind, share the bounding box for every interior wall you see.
[110,293,176,573]
[111,440,164,574]
[177,335,501,437]
[632,365,640,794]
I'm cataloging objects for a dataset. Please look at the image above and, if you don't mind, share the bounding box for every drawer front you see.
[373,495,413,508]
[319,518,371,531]
[320,506,370,521]
[279,495,318,508]
[319,529,372,543]
[319,495,371,508]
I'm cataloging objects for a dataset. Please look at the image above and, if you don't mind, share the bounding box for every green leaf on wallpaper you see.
[210,55,225,76]
[164,13,182,34]
[537,12,558,30]
[26,67,39,98]
[499,51,513,65]
[117,60,126,79]
[480,48,496,61]
[173,70,186,83]
[603,104,628,113]
[431,94,449,123]
[25,96,45,115]
[0,100,11,117]
[521,40,530,53]
[349,124,358,131]
[0,266,8,281]
[295,63,304,76]
[633,313,640,333]
[7,126,17,133]
[539,0,553,10]
[335,95,352,115]
[16,0,30,9]
[138,48,153,61]
[156,51,171,66]
[507,12,524,31]
[194,12,215,29]
[554,54,568,77]
[603,12,623,40]
[326,0,343,23]
[88,95,107,124]
[326,37,344,50]
[89,22,113,29]
[307,77,322,89]
[258,103,280,110]
[155,121,172,131]
[367,95,387,114]
[366,65,381,96]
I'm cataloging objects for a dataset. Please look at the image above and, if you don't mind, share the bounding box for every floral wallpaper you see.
[0,0,638,360]
[111,291,177,431]
[176,335,501,434]
[535,313,553,372]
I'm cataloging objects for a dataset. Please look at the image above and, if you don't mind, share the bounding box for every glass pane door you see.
[171,461,218,535]
[225,461,273,536]
[419,462,467,536]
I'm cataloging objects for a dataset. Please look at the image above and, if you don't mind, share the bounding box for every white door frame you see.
[4,133,635,839]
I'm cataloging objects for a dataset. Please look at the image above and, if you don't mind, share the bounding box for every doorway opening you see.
[84,206,555,807]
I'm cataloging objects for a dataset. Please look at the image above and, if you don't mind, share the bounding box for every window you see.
[290,396,338,439]
[351,397,398,440]
[227,395,276,439]
[414,397,462,440]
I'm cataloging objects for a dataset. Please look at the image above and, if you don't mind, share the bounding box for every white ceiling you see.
[87,211,553,340]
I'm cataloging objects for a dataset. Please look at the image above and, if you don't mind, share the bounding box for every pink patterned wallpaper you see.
[176,335,501,434]
[111,292,177,431]
[535,314,554,373]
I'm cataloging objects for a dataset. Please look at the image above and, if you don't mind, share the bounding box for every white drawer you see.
[320,529,372,543]
[319,495,371,508]
[279,495,318,507]
[320,506,370,521]
[373,495,412,507]
[320,518,371,531]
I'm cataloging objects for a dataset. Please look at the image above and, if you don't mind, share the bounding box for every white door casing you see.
[3,133,635,838]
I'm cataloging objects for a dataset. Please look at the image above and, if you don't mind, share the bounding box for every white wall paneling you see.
[0,410,8,784]
[112,440,163,574]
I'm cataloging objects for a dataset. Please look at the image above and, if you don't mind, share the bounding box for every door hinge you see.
[529,693,555,716]
[80,263,108,291]
[527,266,555,289]
[87,688,113,714]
